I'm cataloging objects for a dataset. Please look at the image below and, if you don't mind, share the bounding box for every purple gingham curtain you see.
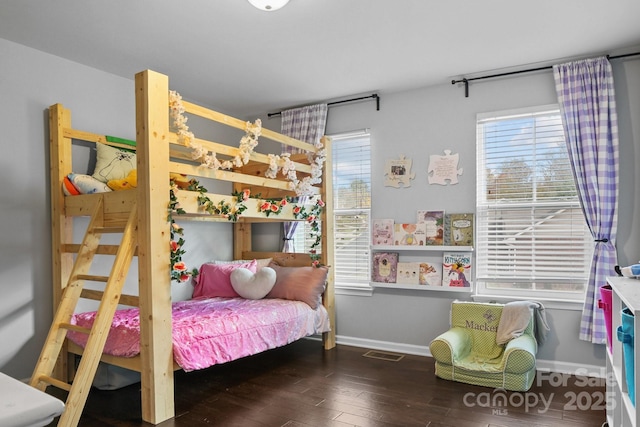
[280,104,328,252]
[553,56,619,344]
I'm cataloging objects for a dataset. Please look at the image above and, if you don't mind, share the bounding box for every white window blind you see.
[332,131,371,286]
[291,221,316,254]
[476,105,592,300]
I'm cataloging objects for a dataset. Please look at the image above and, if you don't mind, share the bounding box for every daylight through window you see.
[475,105,592,301]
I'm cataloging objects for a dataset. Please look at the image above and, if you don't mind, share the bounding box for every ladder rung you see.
[81,289,140,307]
[63,243,135,256]
[81,289,105,301]
[31,197,139,427]
[76,274,109,283]
[59,323,91,335]
[92,226,126,234]
[38,374,72,392]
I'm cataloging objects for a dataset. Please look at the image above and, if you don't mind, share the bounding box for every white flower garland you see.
[168,90,325,196]
[265,136,328,196]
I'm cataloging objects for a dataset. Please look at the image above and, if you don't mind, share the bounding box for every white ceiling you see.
[2,0,640,117]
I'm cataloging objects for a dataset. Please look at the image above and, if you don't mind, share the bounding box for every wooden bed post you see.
[135,70,175,424]
[233,222,252,260]
[321,137,336,349]
[49,104,74,380]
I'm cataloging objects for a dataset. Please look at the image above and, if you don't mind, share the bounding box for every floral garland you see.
[292,198,325,267]
[168,181,199,282]
[265,136,328,196]
[169,181,326,280]
[169,90,261,169]
[167,91,327,280]
[255,192,325,266]
[258,197,289,216]
[168,178,246,282]
[168,90,326,197]
[194,182,248,222]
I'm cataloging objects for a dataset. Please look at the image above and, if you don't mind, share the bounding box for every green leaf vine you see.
[168,178,326,281]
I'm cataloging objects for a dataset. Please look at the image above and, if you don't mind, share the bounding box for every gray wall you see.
[1,36,639,379]
[0,38,232,378]
[1,38,133,378]
[257,52,640,370]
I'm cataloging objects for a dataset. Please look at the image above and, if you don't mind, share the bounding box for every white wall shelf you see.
[606,276,640,427]
[371,245,473,252]
[370,245,474,291]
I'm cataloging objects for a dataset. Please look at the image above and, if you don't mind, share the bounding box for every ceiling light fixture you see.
[248,0,290,12]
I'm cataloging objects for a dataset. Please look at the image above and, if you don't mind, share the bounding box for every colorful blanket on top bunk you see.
[67,297,331,371]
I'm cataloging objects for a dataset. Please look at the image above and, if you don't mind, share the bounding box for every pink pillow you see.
[266,263,329,309]
[193,259,257,298]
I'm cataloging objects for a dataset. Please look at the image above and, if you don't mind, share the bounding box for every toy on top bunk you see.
[615,263,640,279]
[62,140,191,194]
[62,141,134,195]
[62,173,111,195]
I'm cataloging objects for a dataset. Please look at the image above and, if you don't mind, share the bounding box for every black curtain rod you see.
[452,51,640,97]
[267,93,380,118]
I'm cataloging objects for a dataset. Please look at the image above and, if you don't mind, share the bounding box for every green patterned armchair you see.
[429,301,537,391]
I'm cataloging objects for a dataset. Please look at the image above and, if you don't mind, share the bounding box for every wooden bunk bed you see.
[31,70,335,426]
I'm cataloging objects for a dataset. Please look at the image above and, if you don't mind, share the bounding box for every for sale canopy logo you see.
[463,368,615,415]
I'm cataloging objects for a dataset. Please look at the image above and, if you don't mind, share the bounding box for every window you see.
[332,131,371,287]
[293,131,372,286]
[475,105,592,302]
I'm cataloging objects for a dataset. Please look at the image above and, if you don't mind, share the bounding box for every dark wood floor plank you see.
[44,339,606,427]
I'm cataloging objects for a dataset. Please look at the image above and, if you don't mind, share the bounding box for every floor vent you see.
[362,350,405,362]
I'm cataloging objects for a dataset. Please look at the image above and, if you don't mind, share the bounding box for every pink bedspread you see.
[67,297,331,371]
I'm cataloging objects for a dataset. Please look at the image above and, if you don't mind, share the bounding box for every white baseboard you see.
[333,335,606,378]
[336,335,430,357]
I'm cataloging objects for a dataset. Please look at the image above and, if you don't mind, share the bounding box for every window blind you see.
[332,132,371,285]
[476,106,592,297]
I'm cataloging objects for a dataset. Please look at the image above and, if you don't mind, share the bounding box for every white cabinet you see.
[370,245,473,292]
[606,276,640,426]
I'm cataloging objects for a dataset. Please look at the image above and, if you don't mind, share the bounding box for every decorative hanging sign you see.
[384,155,416,188]
[427,150,463,185]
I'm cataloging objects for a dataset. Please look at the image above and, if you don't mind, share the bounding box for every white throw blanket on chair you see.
[496,301,549,345]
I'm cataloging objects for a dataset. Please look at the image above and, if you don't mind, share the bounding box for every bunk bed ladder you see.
[30,198,138,427]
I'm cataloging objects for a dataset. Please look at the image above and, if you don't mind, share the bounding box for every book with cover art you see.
[372,219,394,246]
[449,213,474,246]
[394,223,427,246]
[419,261,442,286]
[417,210,444,246]
[442,252,472,287]
[372,252,399,283]
[396,262,421,285]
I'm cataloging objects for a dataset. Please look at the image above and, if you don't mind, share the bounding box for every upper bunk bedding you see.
[67,296,331,372]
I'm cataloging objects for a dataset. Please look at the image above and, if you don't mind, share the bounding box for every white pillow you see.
[92,143,136,183]
[66,173,112,194]
[230,267,276,299]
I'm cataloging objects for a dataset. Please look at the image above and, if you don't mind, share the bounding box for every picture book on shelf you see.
[449,213,474,246]
[396,262,421,285]
[419,261,442,286]
[372,219,394,245]
[442,252,472,287]
[417,210,444,245]
[394,223,427,246]
[372,252,399,283]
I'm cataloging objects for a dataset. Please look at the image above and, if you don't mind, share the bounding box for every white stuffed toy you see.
[615,264,640,279]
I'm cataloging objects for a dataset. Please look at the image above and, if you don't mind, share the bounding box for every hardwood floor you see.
[48,339,607,426]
